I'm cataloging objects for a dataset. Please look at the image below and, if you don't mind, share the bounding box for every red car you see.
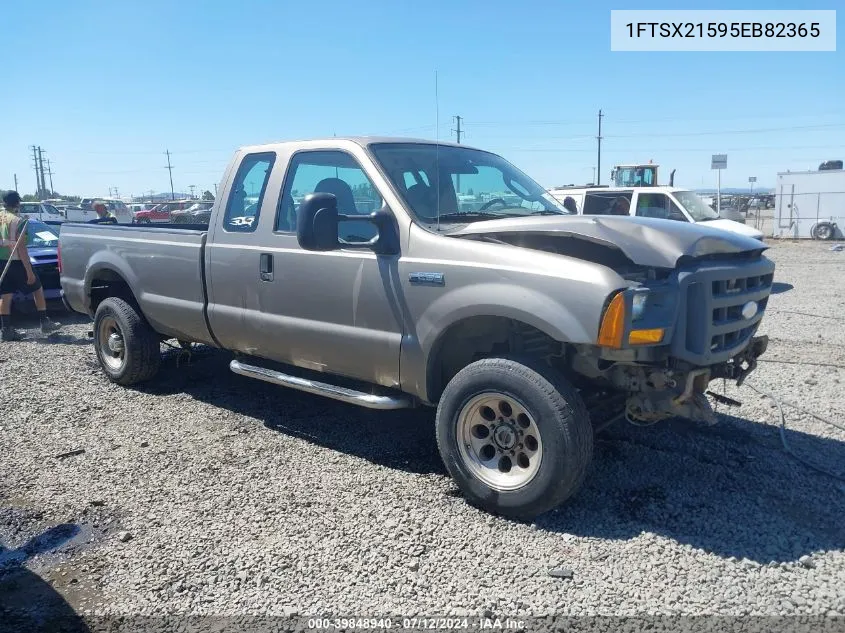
[133,200,193,224]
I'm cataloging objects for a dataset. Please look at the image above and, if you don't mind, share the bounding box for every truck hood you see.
[447,215,767,269]
[698,217,764,240]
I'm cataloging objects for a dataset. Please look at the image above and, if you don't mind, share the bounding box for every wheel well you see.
[426,316,563,403]
[89,269,138,313]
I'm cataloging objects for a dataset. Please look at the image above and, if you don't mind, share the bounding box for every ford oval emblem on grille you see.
[741,301,758,320]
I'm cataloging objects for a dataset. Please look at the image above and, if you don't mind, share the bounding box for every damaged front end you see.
[571,249,774,427]
[622,334,768,426]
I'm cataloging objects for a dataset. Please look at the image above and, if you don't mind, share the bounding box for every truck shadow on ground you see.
[770,282,795,294]
[142,349,845,565]
[0,523,90,633]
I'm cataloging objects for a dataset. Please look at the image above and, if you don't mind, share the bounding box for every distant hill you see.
[133,192,193,202]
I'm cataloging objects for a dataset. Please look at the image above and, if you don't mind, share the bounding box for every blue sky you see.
[1,0,842,197]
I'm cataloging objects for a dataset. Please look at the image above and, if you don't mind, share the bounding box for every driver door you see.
[246,149,404,389]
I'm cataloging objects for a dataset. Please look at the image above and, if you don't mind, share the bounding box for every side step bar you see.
[229,359,413,410]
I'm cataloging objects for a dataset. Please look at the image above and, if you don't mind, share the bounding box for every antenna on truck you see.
[435,69,441,232]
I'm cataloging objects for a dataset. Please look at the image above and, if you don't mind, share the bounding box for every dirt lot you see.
[1,239,844,629]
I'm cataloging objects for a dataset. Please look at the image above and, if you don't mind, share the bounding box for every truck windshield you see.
[369,143,570,225]
[674,190,720,222]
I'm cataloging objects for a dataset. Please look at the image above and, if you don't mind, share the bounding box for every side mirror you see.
[297,192,340,251]
[296,192,400,255]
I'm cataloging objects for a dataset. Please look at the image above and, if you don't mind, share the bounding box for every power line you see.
[596,109,603,186]
[46,159,55,193]
[605,123,845,139]
[452,115,463,144]
[30,146,40,195]
[37,147,46,196]
[463,110,845,128]
[164,149,175,201]
[500,143,845,154]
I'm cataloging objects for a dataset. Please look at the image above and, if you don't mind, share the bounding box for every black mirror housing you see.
[297,192,340,251]
[296,192,400,255]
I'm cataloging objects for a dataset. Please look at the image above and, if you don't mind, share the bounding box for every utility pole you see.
[213,183,217,197]
[164,150,175,200]
[31,146,41,195]
[37,147,47,197]
[188,184,196,199]
[596,109,603,186]
[452,115,463,192]
[13,173,18,192]
[46,159,55,194]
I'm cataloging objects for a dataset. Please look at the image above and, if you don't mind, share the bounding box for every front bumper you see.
[621,334,769,426]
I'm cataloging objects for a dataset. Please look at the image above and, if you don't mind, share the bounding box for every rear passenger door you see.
[205,151,279,353]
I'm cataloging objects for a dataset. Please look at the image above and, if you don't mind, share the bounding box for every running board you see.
[229,359,413,410]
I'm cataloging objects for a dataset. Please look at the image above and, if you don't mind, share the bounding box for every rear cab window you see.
[223,152,276,233]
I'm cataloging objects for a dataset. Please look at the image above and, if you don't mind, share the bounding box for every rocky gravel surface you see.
[1,240,844,626]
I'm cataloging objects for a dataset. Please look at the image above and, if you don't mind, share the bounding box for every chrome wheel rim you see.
[98,316,125,371]
[456,393,543,491]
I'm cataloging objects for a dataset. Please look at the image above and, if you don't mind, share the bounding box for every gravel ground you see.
[1,239,844,625]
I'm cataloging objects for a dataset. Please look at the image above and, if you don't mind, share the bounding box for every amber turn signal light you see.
[629,328,665,345]
[597,292,626,348]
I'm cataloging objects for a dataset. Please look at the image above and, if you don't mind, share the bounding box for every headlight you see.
[631,291,648,322]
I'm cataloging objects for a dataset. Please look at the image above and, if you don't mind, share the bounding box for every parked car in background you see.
[548,185,763,240]
[171,201,214,223]
[19,202,67,224]
[79,197,132,223]
[133,200,193,223]
[11,218,63,313]
[64,206,98,223]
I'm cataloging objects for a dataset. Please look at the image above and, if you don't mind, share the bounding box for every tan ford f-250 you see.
[59,137,774,519]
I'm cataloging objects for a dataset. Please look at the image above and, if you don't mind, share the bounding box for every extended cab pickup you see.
[60,137,774,519]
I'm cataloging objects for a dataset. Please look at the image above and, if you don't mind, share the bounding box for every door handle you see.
[259,253,274,282]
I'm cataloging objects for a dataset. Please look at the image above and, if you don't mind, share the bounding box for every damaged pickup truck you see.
[59,137,774,519]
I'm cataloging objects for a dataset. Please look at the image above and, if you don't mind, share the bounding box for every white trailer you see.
[774,168,845,240]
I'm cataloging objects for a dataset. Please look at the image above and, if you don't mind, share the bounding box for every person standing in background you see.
[89,201,117,224]
[0,191,62,341]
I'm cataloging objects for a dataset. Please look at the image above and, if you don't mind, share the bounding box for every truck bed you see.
[59,222,216,345]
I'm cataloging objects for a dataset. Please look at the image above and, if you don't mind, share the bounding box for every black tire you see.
[811,222,836,240]
[93,297,161,385]
[435,356,593,520]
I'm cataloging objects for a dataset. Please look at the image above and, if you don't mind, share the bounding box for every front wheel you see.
[435,356,593,520]
[93,297,161,385]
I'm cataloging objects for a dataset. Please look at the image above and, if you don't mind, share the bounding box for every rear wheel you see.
[435,356,593,520]
[93,297,161,385]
